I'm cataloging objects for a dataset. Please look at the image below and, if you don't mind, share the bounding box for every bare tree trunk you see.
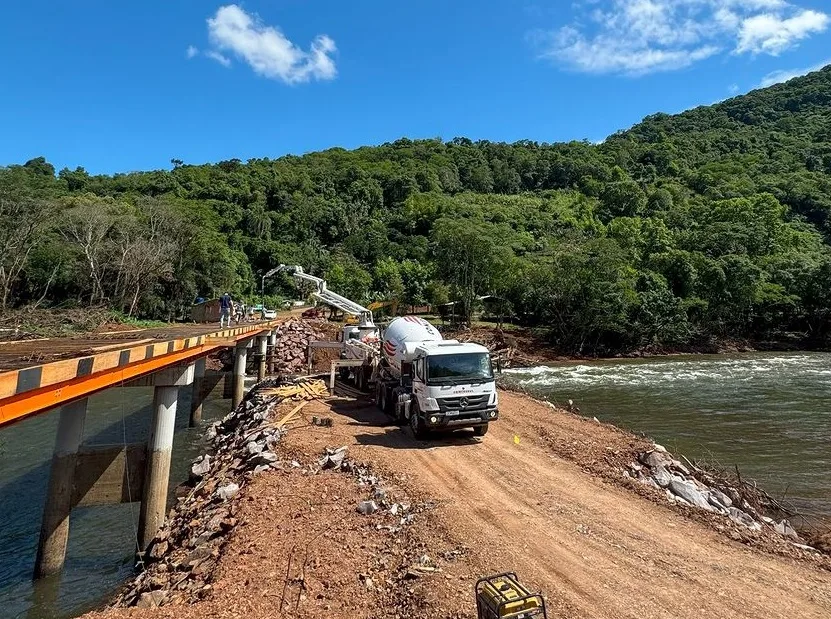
[32,264,60,310]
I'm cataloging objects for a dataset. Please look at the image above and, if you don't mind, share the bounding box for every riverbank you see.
[445,325,824,366]
[86,384,831,619]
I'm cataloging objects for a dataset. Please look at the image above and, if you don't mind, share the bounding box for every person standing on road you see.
[219,292,233,328]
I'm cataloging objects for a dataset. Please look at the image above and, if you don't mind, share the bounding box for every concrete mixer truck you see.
[374,316,499,439]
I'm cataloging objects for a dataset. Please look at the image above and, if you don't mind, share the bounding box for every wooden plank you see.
[0,345,217,426]
[92,350,123,374]
[275,401,308,428]
[81,338,154,353]
[0,337,49,346]
[0,371,18,399]
[72,443,146,507]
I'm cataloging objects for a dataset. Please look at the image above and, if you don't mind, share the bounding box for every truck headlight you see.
[429,416,438,424]
[423,397,439,411]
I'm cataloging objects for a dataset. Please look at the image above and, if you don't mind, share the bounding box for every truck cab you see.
[407,341,499,437]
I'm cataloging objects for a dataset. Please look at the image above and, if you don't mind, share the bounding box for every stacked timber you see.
[259,377,329,400]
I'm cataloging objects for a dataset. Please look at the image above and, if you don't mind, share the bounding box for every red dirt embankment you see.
[87,389,831,619]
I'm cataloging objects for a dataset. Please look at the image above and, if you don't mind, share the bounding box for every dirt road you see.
[309,391,831,619]
[90,389,831,619]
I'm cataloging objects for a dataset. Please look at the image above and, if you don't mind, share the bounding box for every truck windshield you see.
[427,353,493,383]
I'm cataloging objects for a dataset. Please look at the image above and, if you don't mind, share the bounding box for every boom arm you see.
[262,264,374,326]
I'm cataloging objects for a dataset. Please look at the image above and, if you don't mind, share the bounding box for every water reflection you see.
[0,379,231,619]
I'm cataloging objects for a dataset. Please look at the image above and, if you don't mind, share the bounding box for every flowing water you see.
[503,352,831,519]
[0,381,235,619]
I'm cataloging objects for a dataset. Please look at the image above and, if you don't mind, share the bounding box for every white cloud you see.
[736,10,829,54]
[728,83,740,93]
[535,0,830,76]
[757,58,831,86]
[206,4,336,84]
[186,45,199,60]
[206,50,232,67]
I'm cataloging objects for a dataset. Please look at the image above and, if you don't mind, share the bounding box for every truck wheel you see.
[473,423,489,437]
[382,387,396,416]
[379,386,389,415]
[409,410,428,440]
[374,382,383,410]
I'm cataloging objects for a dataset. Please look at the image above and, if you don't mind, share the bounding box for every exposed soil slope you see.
[89,391,831,619]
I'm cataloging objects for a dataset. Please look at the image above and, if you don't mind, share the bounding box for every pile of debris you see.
[447,326,539,368]
[629,445,817,551]
[271,318,324,375]
[111,386,287,608]
[316,446,451,588]
[260,377,329,401]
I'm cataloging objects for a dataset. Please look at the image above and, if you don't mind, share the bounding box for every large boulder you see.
[668,477,713,511]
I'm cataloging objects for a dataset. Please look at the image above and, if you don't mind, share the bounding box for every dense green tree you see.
[3,65,831,351]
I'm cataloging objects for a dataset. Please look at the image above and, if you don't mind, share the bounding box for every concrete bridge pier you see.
[137,364,194,549]
[232,340,251,410]
[33,398,88,579]
[256,335,268,382]
[189,357,207,427]
[268,331,277,374]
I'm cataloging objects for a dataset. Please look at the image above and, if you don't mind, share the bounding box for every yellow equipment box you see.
[475,572,547,619]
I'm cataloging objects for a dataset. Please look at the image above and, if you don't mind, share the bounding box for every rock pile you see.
[271,319,324,375]
[629,444,815,550]
[111,387,287,608]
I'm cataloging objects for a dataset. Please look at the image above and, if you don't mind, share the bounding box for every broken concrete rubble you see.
[320,446,348,470]
[358,500,379,515]
[630,446,811,547]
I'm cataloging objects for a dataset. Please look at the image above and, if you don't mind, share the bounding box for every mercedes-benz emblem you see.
[459,397,469,408]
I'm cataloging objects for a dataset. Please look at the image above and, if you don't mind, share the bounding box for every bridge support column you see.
[232,342,249,410]
[256,335,268,382]
[137,364,193,550]
[189,357,207,427]
[268,331,277,374]
[33,398,88,579]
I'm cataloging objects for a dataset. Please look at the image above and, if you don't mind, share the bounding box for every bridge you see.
[0,320,282,580]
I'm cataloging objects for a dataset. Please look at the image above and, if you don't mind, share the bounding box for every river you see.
[502,352,831,520]
[0,380,236,619]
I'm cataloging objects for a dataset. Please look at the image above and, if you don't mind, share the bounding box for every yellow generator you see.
[475,573,548,619]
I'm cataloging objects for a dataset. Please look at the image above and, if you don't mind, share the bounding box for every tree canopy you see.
[3,65,831,352]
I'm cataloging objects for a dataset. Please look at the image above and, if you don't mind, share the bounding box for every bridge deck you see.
[0,321,280,427]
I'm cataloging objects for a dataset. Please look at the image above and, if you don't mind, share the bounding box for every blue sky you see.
[1,1,829,175]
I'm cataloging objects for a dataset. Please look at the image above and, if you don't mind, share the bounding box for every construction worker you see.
[219,292,233,328]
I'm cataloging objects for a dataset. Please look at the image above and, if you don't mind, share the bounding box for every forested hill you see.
[2,66,830,353]
[606,64,831,236]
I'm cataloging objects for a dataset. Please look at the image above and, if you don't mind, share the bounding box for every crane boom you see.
[262,264,374,326]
